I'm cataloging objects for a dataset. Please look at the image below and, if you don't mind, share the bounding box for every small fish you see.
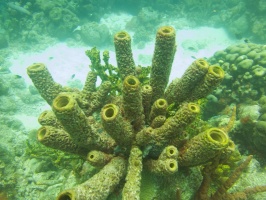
[48,56,54,60]
[188,46,196,51]
[191,55,197,59]
[73,26,81,32]
[14,74,22,79]
[244,39,250,43]
[7,2,31,15]
[71,74,75,79]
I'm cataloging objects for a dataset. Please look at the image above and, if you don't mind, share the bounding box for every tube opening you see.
[39,111,48,119]
[127,77,137,86]
[195,58,209,68]
[41,111,47,117]
[116,32,127,39]
[158,99,166,106]
[210,66,224,78]
[169,162,175,169]
[102,104,118,120]
[147,127,153,134]
[198,59,208,67]
[159,116,165,120]
[55,96,70,108]
[57,192,73,200]
[105,107,115,118]
[167,159,178,173]
[37,127,47,141]
[28,63,45,71]
[162,27,171,33]
[210,132,223,142]
[144,85,151,90]
[188,103,200,113]
[209,129,227,144]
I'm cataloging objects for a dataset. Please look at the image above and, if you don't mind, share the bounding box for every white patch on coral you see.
[238,104,261,123]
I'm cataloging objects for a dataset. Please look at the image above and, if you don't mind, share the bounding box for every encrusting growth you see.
[26,26,266,199]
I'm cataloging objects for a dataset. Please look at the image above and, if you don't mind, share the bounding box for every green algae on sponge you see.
[27,63,65,105]
[178,128,229,167]
[150,26,176,103]
[101,103,134,147]
[52,92,116,152]
[122,146,143,200]
[145,146,178,175]
[165,58,209,105]
[122,75,144,130]
[56,157,127,200]
[114,31,136,80]
[37,126,88,157]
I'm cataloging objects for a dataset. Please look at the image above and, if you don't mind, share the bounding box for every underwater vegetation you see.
[26,26,266,199]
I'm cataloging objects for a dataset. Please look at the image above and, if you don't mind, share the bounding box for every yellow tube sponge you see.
[114,31,136,80]
[101,104,134,147]
[145,146,178,176]
[150,115,166,128]
[146,158,178,176]
[178,128,229,167]
[56,157,127,200]
[154,103,200,143]
[150,26,176,103]
[122,75,144,131]
[79,80,112,116]
[149,98,168,123]
[52,93,94,144]
[122,146,143,200]
[52,93,116,151]
[37,126,88,157]
[136,103,200,149]
[82,71,97,94]
[165,58,209,105]
[38,110,62,128]
[27,63,65,105]
[87,150,113,167]
[159,145,179,160]
[189,65,225,101]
